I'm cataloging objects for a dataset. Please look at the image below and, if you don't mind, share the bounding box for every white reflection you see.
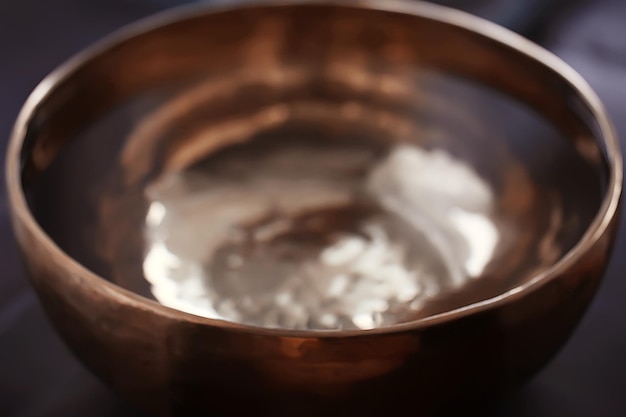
[367,145,499,281]
[146,201,166,227]
[448,207,499,277]
[141,143,500,330]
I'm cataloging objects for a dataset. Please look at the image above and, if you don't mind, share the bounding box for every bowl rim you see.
[6,0,622,338]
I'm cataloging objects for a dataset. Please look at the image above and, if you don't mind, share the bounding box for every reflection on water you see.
[142,144,499,330]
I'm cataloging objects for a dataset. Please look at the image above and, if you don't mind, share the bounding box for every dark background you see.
[1,0,625,416]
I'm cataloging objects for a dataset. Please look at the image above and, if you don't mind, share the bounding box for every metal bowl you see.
[6,0,621,415]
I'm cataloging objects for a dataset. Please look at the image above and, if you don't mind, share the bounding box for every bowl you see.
[6,0,622,415]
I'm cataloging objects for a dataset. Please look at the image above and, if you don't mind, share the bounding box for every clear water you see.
[142,141,500,330]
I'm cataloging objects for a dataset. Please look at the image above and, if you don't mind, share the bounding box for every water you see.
[142,141,499,330]
[27,71,598,332]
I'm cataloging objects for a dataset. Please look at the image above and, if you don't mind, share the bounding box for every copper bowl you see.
[6,0,622,416]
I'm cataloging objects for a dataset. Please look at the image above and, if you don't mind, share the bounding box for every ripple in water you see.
[142,144,499,330]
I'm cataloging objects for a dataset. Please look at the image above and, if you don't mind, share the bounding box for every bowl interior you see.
[22,3,608,331]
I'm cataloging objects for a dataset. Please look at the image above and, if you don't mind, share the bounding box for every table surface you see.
[1,1,626,416]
